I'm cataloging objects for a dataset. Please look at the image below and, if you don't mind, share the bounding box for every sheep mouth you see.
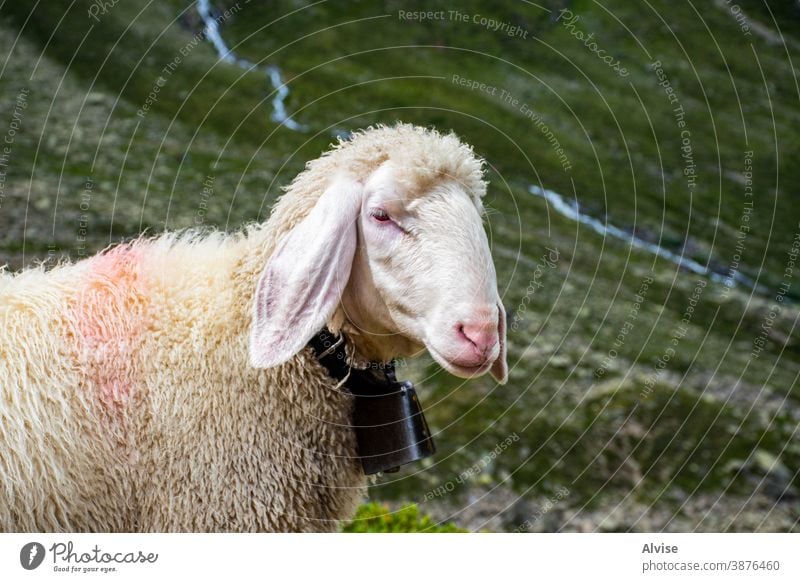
[426,345,493,379]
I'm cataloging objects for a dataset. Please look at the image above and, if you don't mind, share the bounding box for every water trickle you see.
[529,184,763,293]
[197,0,307,132]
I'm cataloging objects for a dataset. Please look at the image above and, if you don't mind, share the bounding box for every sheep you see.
[0,123,507,532]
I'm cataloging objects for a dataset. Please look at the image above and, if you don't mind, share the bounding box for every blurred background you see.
[1,0,798,531]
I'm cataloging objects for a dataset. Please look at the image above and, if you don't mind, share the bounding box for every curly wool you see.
[0,123,487,532]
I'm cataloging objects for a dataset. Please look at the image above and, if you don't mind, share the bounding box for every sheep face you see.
[341,161,507,383]
[249,135,507,385]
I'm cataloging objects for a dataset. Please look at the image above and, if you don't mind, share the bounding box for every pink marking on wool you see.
[70,245,148,409]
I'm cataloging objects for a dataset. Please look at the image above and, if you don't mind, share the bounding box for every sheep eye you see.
[370,209,392,222]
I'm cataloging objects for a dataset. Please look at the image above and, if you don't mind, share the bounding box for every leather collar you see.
[306,328,399,395]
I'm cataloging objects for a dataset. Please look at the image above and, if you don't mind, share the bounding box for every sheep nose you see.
[456,318,499,361]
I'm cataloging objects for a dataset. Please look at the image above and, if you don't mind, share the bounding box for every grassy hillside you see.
[1,0,798,531]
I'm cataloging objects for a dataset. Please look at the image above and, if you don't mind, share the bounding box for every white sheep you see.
[0,123,507,532]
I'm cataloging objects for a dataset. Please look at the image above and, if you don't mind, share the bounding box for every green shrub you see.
[342,502,465,533]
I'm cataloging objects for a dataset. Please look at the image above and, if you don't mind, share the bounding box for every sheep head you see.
[249,124,507,384]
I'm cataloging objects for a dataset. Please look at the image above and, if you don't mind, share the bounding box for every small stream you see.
[529,184,763,294]
[197,0,307,131]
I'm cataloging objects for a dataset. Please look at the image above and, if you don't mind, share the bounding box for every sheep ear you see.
[490,301,508,384]
[249,178,363,368]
